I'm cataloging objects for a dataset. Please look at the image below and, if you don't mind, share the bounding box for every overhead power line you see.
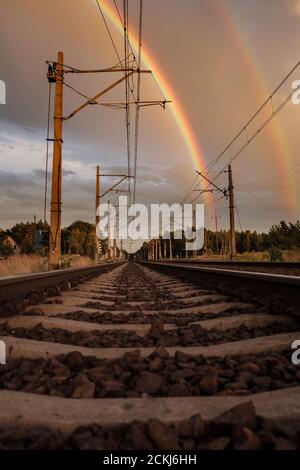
[95,0,123,65]
[204,60,300,176]
[133,0,143,204]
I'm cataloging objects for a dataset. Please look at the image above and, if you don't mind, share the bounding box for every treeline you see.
[1,219,299,259]
[0,220,97,258]
[205,221,300,254]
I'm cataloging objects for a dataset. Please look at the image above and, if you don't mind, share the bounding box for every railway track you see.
[152,259,300,277]
[0,261,299,450]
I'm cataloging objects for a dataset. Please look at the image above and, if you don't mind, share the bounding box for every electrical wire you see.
[95,0,123,65]
[113,0,137,64]
[234,195,243,231]
[192,62,300,208]
[123,0,131,202]
[237,164,300,208]
[203,60,300,175]
[133,0,143,204]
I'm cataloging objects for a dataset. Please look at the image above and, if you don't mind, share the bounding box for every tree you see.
[7,220,49,254]
[62,220,96,257]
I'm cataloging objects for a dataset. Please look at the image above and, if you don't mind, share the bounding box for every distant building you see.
[1,235,21,255]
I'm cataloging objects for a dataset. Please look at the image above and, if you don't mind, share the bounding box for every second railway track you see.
[0,261,299,450]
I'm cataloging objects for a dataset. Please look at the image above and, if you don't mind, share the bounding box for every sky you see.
[0,0,299,232]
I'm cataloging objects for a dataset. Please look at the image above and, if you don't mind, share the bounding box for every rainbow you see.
[211,0,296,213]
[97,0,207,174]
[97,0,297,213]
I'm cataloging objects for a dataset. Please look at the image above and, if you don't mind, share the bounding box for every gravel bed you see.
[48,308,252,325]
[0,401,299,449]
[0,321,296,349]
[0,348,299,399]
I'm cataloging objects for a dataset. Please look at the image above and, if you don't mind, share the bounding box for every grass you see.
[61,255,96,268]
[0,254,95,277]
[0,254,49,277]
[194,249,300,262]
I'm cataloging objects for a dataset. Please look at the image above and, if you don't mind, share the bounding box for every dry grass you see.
[0,254,96,277]
[195,249,300,262]
[69,256,95,268]
[235,251,270,262]
[0,254,49,277]
[282,249,300,262]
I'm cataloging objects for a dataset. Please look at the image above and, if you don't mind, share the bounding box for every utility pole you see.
[107,200,111,260]
[211,209,221,255]
[158,237,162,260]
[169,235,173,260]
[228,164,236,259]
[95,166,100,262]
[34,215,37,253]
[49,51,63,269]
[45,42,170,267]
[113,238,117,260]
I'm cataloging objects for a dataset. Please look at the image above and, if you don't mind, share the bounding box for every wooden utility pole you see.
[49,51,64,269]
[107,200,111,260]
[120,239,123,260]
[44,48,169,268]
[158,237,162,260]
[228,165,236,259]
[211,209,221,255]
[34,215,37,253]
[169,235,173,260]
[95,166,100,262]
[113,238,117,260]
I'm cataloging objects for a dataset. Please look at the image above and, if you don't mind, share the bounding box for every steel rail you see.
[141,261,300,317]
[152,259,300,268]
[0,262,123,315]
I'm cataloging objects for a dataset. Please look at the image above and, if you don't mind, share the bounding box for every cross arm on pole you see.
[65,68,152,74]
[101,174,134,177]
[63,71,135,121]
[196,170,228,198]
[101,175,134,198]
[46,60,152,75]
[193,189,219,193]
[97,100,171,107]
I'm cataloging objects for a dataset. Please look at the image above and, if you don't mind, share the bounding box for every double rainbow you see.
[211,0,296,213]
[97,0,296,213]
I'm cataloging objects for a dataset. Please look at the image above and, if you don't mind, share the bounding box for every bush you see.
[269,246,283,262]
